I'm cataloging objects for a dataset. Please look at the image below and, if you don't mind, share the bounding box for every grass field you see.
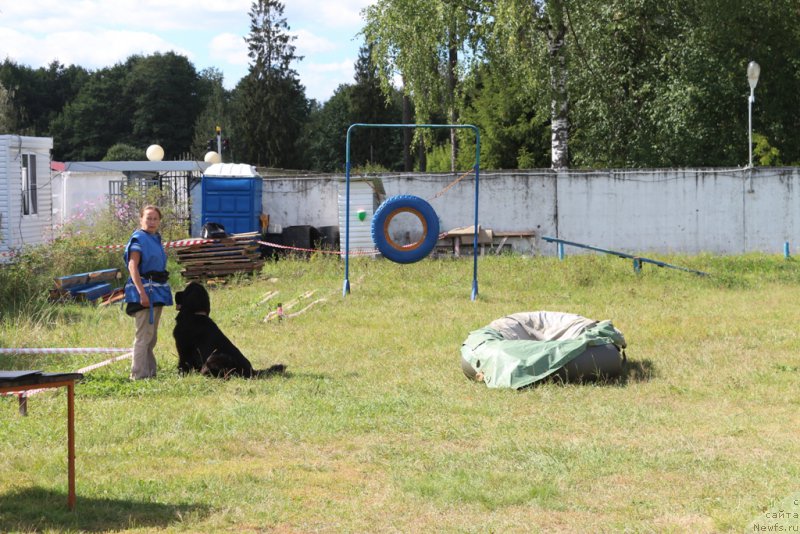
[1,253,799,533]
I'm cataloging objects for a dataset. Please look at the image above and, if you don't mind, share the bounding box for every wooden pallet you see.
[176,232,264,281]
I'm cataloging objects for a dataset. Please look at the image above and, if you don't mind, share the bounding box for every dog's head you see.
[175,282,211,314]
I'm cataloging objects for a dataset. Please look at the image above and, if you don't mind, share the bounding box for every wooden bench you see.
[438,226,536,256]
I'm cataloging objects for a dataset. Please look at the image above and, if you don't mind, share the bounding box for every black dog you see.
[173,282,285,378]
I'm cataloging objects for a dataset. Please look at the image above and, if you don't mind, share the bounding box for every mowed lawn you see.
[1,253,799,533]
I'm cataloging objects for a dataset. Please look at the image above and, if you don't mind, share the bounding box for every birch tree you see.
[362,0,483,171]
[491,0,569,169]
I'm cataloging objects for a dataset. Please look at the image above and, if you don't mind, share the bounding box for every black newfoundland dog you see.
[173,282,286,378]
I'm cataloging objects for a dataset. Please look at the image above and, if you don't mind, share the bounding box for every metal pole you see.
[470,124,480,301]
[342,123,481,300]
[343,126,353,297]
[748,91,754,168]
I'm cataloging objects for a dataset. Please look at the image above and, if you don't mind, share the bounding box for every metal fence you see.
[108,171,200,232]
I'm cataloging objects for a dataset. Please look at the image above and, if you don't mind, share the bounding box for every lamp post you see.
[747,61,760,168]
[145,144,164,162]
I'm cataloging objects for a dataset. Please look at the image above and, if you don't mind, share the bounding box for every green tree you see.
[103,143,144,161]
[561,0,800,167]
[192,68,233,160]
[459,62,549,169]
[363,0,483,171]
[302,86,353,172]
[50,62,132,161]
[232,0,309,168]
[349,44,404,169]
[50,54,202,161]
[125,52,202,159]
[301,45,404,172]
[488,0,569,169]
[0,82,18,133]
[0,59,89,136]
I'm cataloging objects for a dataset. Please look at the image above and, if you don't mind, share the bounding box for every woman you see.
[123,205,173,379]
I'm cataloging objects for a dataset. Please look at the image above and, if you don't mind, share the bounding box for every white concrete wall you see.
[556,169,747,255]
[56,166,794,255]
[263,175,340,227]
[257,167,800,256]
[0,138,9,256]
[743,168,800,253]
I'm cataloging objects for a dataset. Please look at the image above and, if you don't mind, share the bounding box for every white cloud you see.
[209,33,248,66]
[287,0,373,30]
[0,1,376,102]
[4,0,252,33]
[298,59,356,101]
[0,27,191,69]
[293,29,338,55]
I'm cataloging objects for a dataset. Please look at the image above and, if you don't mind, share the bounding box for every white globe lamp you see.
[204,151,222,164]
[146,144,164,161]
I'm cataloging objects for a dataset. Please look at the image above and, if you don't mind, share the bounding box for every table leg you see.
[18,394,27,416]
[67,381,76,510]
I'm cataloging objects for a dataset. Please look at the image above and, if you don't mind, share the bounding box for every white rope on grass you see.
[76,352,133,373]
[0,347,131,355]
[3,351,133,400]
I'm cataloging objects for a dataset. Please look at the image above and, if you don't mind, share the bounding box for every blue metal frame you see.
[542,236,709,276]
[343,123,481,300]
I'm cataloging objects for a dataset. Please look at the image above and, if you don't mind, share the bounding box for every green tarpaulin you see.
[461,312,626,389]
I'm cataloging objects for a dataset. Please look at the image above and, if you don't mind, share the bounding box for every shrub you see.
[0,186,188,317]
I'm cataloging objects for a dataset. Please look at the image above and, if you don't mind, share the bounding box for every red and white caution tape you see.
[257,240,379,256]
[165,239,215,248]
[0,347,131,355]
[95,238,214,251]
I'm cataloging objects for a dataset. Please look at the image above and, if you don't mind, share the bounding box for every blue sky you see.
[0,0,375,103]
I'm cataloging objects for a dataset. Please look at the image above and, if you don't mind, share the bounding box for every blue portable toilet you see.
[201,163,263,234]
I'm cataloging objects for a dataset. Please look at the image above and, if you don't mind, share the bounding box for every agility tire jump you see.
[371,195,440,264]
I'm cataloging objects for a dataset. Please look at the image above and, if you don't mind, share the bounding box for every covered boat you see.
[460,311,626,389]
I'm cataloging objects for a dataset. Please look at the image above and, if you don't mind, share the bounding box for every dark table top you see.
[0,371,84,389]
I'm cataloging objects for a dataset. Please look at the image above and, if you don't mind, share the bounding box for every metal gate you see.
[109,171,200,232]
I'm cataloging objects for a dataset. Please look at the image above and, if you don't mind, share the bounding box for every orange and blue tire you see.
[371,195,439,264]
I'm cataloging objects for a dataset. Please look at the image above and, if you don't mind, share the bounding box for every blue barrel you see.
[201,176,263,234]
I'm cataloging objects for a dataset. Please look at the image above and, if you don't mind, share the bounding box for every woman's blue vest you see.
[123,229,173,307]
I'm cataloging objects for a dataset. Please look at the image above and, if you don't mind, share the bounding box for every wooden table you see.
[439,226,536,256]
[1,371,84,510]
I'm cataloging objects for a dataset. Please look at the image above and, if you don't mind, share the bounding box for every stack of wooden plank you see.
[176,232,264,281]
[50,268,121,303]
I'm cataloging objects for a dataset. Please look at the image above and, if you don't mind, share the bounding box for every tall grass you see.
[0,188,188,317]
[2,252,800,532]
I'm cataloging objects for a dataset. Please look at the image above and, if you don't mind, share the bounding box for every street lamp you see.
[747,61,760,168]
[146,144,164,162]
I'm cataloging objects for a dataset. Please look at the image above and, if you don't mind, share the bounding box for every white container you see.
[337,179,377,254]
